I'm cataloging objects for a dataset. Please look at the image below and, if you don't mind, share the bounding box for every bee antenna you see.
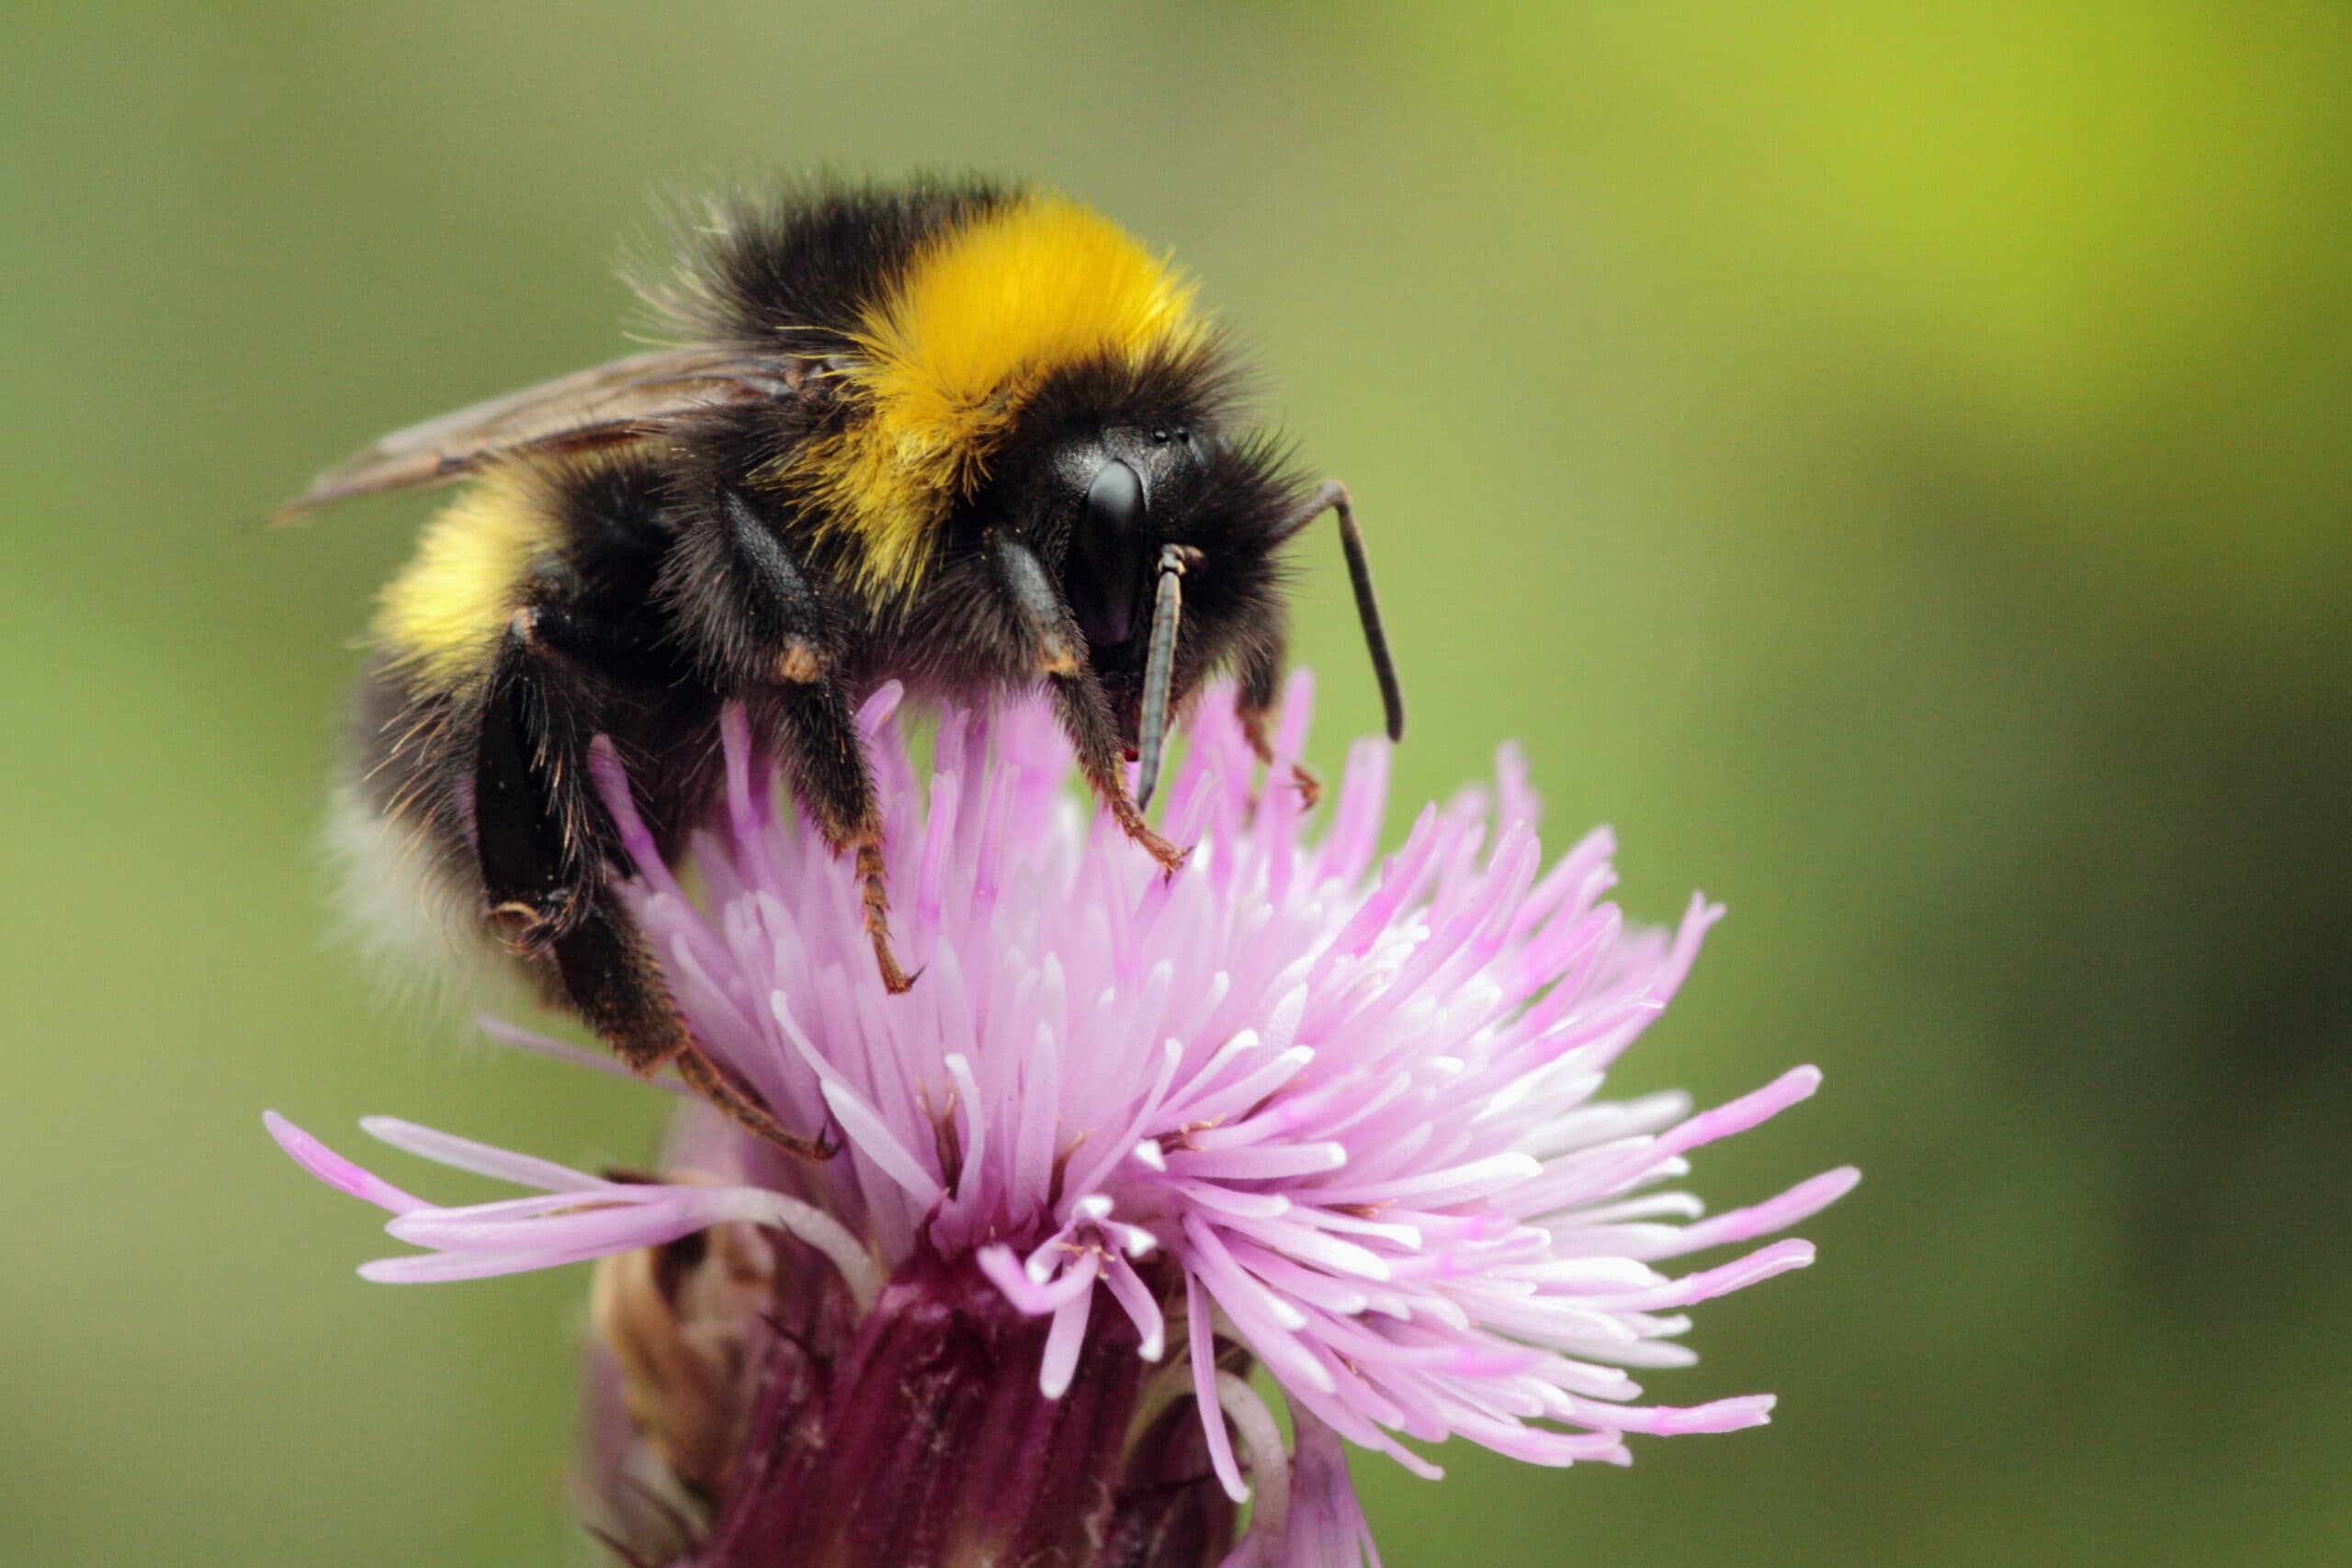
[1285,480,1405,742]
[1135,545,1191,811]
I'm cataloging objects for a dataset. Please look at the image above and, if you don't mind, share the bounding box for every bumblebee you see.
[287,177,1406,1156]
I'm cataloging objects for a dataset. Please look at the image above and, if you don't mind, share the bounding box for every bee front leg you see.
[475,610,835,1160]
[1051,671,1190,876]
[765,676,917,995]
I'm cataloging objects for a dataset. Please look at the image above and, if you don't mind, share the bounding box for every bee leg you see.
[477,611,834,1161]
[473,612,605,948]
[1051,671,1191,876]
[549,900,838,1163]
[661,489,838,691]
[767,677,918,995]
[1235,639,1320,810]
[668,1039,841,1162]
[665,489,910,995]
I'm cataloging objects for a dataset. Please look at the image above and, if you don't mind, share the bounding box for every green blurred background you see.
[6,4,2347,1563]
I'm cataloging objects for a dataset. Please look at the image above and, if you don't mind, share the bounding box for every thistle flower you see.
[272,674,1854,1566]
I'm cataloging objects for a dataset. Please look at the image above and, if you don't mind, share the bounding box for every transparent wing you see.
[273,346,802,520]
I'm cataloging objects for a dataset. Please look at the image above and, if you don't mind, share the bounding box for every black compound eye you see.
[1067,459,1148,649]
[1086,458,1144,533]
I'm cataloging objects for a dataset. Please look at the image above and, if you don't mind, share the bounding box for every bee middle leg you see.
[765,676,917,995]
[664,488,916,996]
[475,608,834,1160]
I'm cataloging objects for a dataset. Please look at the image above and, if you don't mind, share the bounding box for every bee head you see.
[970,355,1298,751]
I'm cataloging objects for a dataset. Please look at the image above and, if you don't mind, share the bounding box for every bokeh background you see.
[6,5,2347,1564]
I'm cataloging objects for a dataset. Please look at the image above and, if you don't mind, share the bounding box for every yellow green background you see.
[6,5,2346,1564]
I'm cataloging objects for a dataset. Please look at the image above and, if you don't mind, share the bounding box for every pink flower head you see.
[273,673,1853,1565]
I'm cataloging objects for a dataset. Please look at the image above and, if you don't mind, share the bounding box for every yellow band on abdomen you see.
[371,473,557,692]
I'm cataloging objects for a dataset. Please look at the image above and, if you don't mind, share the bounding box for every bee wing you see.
[272,346,799,521]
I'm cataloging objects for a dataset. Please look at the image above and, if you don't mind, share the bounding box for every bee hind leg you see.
[477,610,835,1160]
[548,902,837,1162]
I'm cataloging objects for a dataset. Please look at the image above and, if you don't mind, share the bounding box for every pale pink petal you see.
[265,1112,426,1216]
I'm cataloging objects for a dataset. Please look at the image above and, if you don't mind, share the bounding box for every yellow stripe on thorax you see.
[787,193,1202,597]
[371,473,557,691]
